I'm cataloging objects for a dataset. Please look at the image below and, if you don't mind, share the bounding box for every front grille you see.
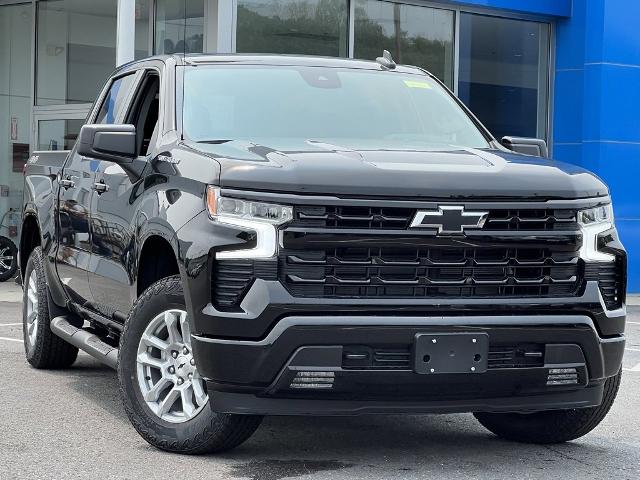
[213,202,587,306]
[343,347,411,369]
[292,206,578,231]
[280,245,582,299]
[585,259,626,309]
[342,344,545,370]
[487,344,545,369]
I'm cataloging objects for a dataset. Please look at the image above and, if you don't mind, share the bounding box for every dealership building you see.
[0,0,638,290]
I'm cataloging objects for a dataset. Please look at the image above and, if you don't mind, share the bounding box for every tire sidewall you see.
[22,247,49,361]
[118,277,218,446]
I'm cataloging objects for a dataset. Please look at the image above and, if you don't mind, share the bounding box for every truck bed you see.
[25,150,70,177]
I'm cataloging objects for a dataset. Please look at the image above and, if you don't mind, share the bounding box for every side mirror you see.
[501,136,549,158]
[77,124,137,163]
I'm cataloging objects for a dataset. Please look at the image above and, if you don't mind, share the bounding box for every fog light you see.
[290,371,335,389]
[547,367,578,385]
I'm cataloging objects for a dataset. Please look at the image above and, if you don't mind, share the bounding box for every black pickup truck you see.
[20,54,626,454]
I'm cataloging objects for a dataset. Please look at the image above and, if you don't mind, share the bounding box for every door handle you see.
[60,178,75,189]
[93,181,109,194]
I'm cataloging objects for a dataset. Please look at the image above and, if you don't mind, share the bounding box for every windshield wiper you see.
[197,139,232,144]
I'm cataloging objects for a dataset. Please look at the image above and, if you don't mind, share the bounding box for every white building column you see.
[205,0,235,53]
[116,0,136,66]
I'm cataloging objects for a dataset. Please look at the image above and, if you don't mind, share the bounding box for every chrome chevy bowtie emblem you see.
[410,206,488,234]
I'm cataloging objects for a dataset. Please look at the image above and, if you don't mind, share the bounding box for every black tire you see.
[474,370,622,444]
[0,236,18,282]
[23,246,79,369]
[118,275,263,454]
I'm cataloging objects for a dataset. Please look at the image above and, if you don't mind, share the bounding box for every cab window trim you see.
[124,68,162,158]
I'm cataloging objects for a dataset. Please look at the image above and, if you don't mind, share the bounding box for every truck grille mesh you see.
[279,246,581,299]
[292,206,578,231]
[341,344,545,370]
[210,203,599,307]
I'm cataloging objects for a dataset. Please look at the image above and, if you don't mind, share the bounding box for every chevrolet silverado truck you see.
[20,53,626,454]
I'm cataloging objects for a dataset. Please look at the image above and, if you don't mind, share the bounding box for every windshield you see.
[182,65,490,151]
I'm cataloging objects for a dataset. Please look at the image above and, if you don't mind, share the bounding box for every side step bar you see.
[50,316,118,370]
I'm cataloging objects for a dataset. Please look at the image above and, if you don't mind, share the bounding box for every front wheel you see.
[474,370,622,444]
[118,275,262,454]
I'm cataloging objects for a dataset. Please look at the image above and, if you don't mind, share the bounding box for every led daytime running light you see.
[577,203,615,262]
[206,186,292,259]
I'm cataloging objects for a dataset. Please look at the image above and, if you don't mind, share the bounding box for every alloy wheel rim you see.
[25,270,38,347]
[0,246,13,273]
[136,309,209,423]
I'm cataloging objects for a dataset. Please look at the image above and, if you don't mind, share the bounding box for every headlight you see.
[578,204,614,226]
[206,186,292,259]
[578,203,615,262]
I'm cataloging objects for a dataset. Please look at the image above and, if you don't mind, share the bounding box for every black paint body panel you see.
[20,54,626,416]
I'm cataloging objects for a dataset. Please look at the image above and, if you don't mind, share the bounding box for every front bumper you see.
[191,313,625,415]
[190,278,626,339]
[175,206,626,416]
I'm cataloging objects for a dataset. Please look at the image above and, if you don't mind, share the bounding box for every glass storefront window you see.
[135,0,151,60]
[0,3,32,239]
[154,0,204,55]
[458,13,550,140]
[354,0,455,88]
[36,0,118,105]
[37,119,85,151]
[237,0,349,57]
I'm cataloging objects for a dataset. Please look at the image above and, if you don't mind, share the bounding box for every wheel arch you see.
[136,233,180,297]
[19,214,41,279]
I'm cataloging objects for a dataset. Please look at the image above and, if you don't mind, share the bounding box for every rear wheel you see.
[0,236,17,282]
[118,275,262,454]
[474,370,622,444]
[23,246,78,369]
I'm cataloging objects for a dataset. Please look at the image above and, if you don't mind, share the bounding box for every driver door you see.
[88,66,162,316]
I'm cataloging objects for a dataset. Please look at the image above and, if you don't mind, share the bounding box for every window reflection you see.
[458,14,550,140]
[95,74,137,125]
[0,3,32,225]
[135,0,151,59]
[37,119,84,151]
[354,0,454,88]
[36,0,118,105]
[237,0,349,57]
[154,0,204,54]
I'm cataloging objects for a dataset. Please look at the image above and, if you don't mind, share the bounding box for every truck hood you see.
[185,139,608,200]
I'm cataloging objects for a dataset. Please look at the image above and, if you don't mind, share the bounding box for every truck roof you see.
[124,53,427,76]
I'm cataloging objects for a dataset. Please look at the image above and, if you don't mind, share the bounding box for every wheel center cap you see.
[176,355,193,375]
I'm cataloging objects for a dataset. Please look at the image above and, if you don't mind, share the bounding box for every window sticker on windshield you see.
[403,80,432,89]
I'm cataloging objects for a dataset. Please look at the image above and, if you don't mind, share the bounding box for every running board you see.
[50,316,118,369]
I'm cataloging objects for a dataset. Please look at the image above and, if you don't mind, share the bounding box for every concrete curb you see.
[0,282,23,303]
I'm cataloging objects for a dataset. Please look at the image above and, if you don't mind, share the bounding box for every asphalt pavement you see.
[1,289,639,480]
